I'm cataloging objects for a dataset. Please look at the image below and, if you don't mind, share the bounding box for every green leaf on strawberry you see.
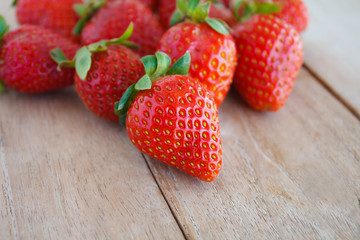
[114,51,191,123]
[0,15,9,40]
[0,78,4,94]
[11,0,18,6]
[74,47,92,80]
[170,0,230,35]
[233,0,281,22]
[52,22,137,80]
[73,0,106,35]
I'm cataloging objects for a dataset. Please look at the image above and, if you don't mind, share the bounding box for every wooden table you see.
[1,0,360,239]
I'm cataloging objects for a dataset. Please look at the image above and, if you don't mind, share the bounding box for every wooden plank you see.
[0,89,184,240]
[302,0,360,118]
[0,137,17,240]
[145,69,360,239]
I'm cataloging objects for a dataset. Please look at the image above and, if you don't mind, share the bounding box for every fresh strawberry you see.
[78,0,163,56]
[0,17,79,94]
[157,0,237,106]
[208,1,237,26]
[232,14,303,111]
[14,0,82,42]
[115,52,222,182]
[222,0,230,7]
[272,0,308,32]
[158,0,236,29]
[231,0,308,32]
[51,23,145,122]
[108,0,157,10]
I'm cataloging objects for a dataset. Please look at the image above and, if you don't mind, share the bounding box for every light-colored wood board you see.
[302,0,360,118]
[145,69,360,239]
[0,88,185,240]
[0,136,17,240]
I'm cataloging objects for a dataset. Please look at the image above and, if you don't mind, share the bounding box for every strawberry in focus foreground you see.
[0,16,80,94]
[52,23,145,122]
[231,1,304,111]
[116,52,222,182]
[157,0,237,107]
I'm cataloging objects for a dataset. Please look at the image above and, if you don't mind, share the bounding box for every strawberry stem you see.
[11,0,18,6]
[171,0,230,35]
[73,0,106,35]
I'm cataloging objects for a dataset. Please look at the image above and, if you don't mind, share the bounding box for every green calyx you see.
[73,0,106,35]
[233,0,281,22]
[0,78,4,94]
[114,51,191,125]
[11,0,18,6]
[171,0,230,35]
[0,15,9,42]
[51,22,137,80]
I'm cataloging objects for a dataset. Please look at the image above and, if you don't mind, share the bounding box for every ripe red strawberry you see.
[208,1,237,26]
[272,0,308,33]
[231,0,308,32]
[0,18,79,94]
[158,0,236,29]
[115,52,222,182]
[52,24,145,122]
[14,0,81,42]
[157,0,237,106]
[108,0,157,10]
[232,15,303,111]
[80,0,163,56]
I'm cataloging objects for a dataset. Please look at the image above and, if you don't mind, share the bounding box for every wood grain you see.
[145,69,360,239]
[302,0,360,118]
[0,89,184,240]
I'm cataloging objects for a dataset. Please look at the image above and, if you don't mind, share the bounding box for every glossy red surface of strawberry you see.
[209,2,237,26]
[117,0,157,10]
[16,0,81,42]
[126,75,222,182]
[158,22,237,106]
[81,0,163,56]
[272,0,308,32]
[222,0,231,7]
[158,0,176,29]
[232,15,303,111]
[158,0,235,29]
[75,46,144,122]
[0,25,79,94]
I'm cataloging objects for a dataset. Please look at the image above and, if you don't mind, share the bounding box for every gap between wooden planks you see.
[143,68,360,239]
[302,0,360,119]
[0,90,185,240]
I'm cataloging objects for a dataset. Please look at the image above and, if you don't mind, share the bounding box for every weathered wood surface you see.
[1,0,360,239]
[145,69,360,239]
[302,0,360,118]
[0,89,185,240]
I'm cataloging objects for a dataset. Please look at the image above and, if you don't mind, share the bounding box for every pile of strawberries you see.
[0,0,308,182]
